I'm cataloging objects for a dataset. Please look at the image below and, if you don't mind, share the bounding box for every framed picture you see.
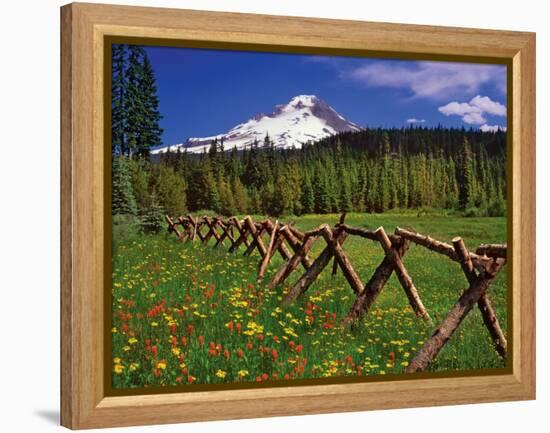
[60,2,536,429]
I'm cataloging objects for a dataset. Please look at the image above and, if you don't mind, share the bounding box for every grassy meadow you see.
[111,212,508,389]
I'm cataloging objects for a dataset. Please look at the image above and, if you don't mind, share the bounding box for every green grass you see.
[111,213,507,388]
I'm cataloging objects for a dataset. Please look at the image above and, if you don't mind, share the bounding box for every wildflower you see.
[128,337,138,345]
[296,344,303,354]
[246,342,253,351]
[151,346,158,357]
[156,360,167,370]
[113,357,121,364]
[171,347,181,356]
[237,370,249,379]
[113,364,124,374]
[271,349,278,361]
[198,335,204,347]
[215,369,227,379]
[262,373,269,381]
[237,348,244,359]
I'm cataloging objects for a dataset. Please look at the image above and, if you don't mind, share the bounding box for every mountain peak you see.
[288,94,320,107]
[151,95,361,154]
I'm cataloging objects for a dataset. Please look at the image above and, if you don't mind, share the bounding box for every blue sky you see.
[141,45,507,146]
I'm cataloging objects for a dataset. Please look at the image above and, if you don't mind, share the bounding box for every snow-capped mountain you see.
[151,95,361,154]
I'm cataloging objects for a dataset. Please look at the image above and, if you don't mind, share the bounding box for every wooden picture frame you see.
[60,2,536,429]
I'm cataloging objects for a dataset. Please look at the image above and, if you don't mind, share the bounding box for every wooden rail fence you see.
[165,214,508,373]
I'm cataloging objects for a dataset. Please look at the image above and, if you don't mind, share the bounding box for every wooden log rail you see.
[166,214,507,373]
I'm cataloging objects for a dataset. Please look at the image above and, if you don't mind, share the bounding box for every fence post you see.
[376,227,431,323]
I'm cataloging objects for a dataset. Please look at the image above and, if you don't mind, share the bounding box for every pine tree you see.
[231,177,249,213]
[124,45,146,157]
[141,190,165,234]
[112,155,137,216]
[301,173,315,214]
[111,44,127,155]
[137,54,163,155]
[458,136,475,210]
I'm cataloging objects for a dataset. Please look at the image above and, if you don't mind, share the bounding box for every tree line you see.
[110,45,507,233]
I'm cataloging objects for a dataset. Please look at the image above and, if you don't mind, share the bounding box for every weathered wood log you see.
[186,215,198,242]
[476,243,507,259]
[196,222,206,243]
[332,213,347,276]
[267,233,318,290]
[215,220,235,248]
[376,227,431,323]
[283,230,349,305]
[395,227,495,272]
[203,217,221,245]
[264,219,293,261]
[177,217,191,242]
[281,226,313,270]
[228,217,250,252]
[405,258,505,373]
[258,220,279,279]
[339,224,378,241]
[344,238,410,326]
[165,215,182,238]
[243,216,267,258]
[243,226,266,256]
[321,226,363,295]
[453,237,507,360]
[288,225,305,241]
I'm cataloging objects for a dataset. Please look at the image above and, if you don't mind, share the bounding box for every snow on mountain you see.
[151,95,361,154]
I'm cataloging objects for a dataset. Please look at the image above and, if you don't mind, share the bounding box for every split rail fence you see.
[166,214,507,373]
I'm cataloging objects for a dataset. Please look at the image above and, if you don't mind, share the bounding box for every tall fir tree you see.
[137,54,163,155]
[124,45,146,157]
[112,156,137,216]
[458,136,475,210]
[111,44,127,155]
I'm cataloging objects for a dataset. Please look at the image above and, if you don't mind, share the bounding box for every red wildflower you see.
[296,344,303,354]
[271,349,278,360]
[227,321,234,332]
[257,333,264,342]
[151,346,158,357]
[236,323,242,333]
[237,348,244,359]
[289,341,295,350]
[262,373,269,381]
[389,351,396,362]
[224,350,230,360]
[246,342,253,351]
[198,335,204,347]
[187,324,194,336]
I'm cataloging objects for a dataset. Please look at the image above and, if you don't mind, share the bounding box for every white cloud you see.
[438,95,506,125]
[406,118,426,124]
[348,61,505,100]
[480,124,507,132]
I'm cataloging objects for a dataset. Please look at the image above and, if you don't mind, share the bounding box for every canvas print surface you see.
[110,44,508,391]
